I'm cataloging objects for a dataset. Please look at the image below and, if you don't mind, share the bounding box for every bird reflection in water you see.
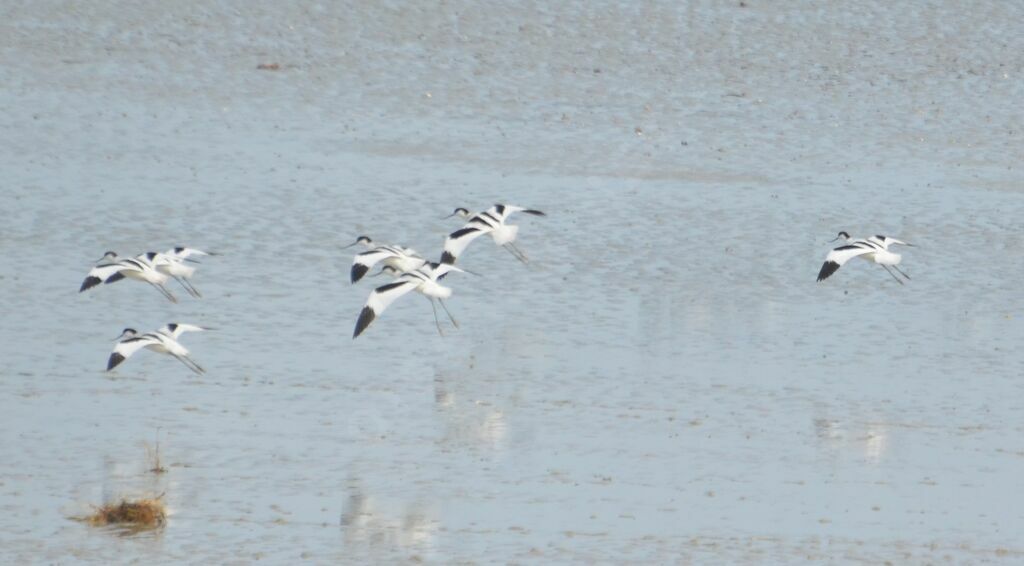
[433,369,509,452]
[339,479,437,557]
[814,418,890,465]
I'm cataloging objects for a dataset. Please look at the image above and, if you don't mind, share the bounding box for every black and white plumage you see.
[164,246,217,262]
[343,236,428,284]
[440,204,546,265]
[157,322,210,340]
[353,262,466,339]
[107,326,206,375]
[817,231,914,284]
[79,251,179,303]
[142,251,205,298]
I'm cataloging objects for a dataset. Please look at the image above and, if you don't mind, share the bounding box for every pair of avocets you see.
[344,204,546,338]
[80,247,216,374]
[80,247,215,303]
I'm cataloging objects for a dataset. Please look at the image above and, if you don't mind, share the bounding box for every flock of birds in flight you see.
[78,204,549,374]
[79,202,913,375]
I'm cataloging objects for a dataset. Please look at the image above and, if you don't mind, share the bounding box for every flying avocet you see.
[137,251,206,298]
[353,262,467,338]
[441,204,545,264]
[342,236,428,284]
[107,325,206,375]
[817,231,914,284]
[79,252,178,303]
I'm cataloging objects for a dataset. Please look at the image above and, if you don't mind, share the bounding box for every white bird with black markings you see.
[353,262,467,339]
[156,322,211,340]
[817,231,914,284]
[107,326,206,375]
[79,251,178,303]
[140,251,205,298]
[163,246,217,262]
[343,235,428,284]
[441,204,546,265]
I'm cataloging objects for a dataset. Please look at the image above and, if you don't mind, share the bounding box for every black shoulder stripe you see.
[449,227,479,239]
[834,245,862,251]
[376,281,408,293]
[478,211,500,224]
[440,251,456,265]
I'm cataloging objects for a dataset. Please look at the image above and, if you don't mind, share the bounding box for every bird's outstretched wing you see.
[817,244,876,282]
[351,248,402,283]
[164,247,216,261]
[492,203,546,222]
[353,278,420,338]
[157,323,207,340]
[80,263,127,292]
[441,222,493,265]
[107,336,159,371]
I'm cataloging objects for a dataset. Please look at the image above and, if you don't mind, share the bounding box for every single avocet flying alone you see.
[343,236,427,284]
[79,252,178,303]
[353,262,467,338]
[107,326,206,375]
[817,231,914,284]
[441,204,546,264]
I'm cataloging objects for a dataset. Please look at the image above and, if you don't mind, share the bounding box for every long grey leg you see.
[438,298,459,328]
[881,265,904,285]
[508,241,530,263]
[185,356,205,374]
[428,298,445,336]
[892,265,911,280]
[173,354,204,375]
[503,244,528,264]
[150,282,179,303]
[183,277,203,298]
[173,276,201,298]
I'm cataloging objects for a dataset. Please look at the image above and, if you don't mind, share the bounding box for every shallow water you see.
[2,1,1023,563]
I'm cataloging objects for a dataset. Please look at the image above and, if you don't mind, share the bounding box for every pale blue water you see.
[1,1,1023,563]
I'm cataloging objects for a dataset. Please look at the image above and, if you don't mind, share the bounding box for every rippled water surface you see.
[2,1,1023,563]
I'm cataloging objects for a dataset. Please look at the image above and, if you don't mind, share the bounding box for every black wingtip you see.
[80,276,101,292]
[523,209,546,216]
[353,306,376,339]
[351,263,369,284]
[440,251,456,265]
[107,353,125,371]
[817,261,840,282]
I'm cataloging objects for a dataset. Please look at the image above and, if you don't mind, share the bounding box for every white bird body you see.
[441,204,545,264]
[107,326,205,374]
[142,251,204,297]
[353,262,464,338]
[817,232,913,284]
